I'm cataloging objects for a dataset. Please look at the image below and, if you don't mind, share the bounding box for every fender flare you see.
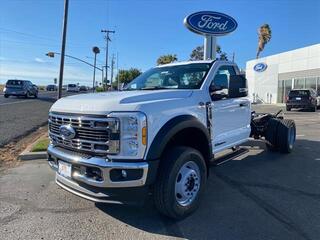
[146,115,212,161]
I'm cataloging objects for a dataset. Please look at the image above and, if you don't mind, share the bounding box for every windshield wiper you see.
[140,86,171,90]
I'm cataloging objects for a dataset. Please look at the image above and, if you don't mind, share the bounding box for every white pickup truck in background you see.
[47,60,296,219]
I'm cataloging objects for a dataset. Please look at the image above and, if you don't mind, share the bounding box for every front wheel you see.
[4,94,9,98]
[153,146,207,219]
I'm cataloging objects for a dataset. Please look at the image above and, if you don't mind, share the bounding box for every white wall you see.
[246,43,320,103]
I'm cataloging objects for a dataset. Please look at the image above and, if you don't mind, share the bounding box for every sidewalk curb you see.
[18,150,47,161]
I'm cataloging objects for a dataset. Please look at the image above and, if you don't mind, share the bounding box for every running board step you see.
[212,147,249,166]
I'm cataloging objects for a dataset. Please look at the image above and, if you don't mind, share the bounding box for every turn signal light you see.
[142,127,147,145]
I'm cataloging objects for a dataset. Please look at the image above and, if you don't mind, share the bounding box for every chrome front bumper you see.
[47,144,148,190]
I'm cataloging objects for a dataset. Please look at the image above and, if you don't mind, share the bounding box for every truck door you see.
[209,65,251,153]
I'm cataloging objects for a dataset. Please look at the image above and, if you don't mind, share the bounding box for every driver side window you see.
[210,65,236,101]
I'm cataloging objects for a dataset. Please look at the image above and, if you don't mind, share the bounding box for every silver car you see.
[4,80,38,98]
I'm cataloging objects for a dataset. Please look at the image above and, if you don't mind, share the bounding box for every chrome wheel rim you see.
[175,161,201,207]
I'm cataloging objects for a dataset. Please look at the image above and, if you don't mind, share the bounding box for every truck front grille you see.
[48,113,120,155]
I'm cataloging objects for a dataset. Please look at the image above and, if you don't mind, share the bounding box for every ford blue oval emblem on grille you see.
[59,125,76,140]
[254,62,268,72]
[184,11,238,36]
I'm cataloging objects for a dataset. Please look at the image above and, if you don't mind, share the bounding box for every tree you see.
[256,24,272,59]
[115,68,142,86]
[189,44,225,60]
[219,52,228,61]
[156,54,178,65]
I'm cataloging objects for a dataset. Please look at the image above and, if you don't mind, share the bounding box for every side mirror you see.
[229,75,248,98]
[209,84,223,92]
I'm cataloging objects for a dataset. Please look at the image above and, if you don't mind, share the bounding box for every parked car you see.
[67,84,79,92]
[47,60,296,219]
[79,85,88,91]
[46,85,57,91]
[3,79,38,98]
[286,89,319,112]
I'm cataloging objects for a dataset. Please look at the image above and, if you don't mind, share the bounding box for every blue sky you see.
[1,0,320,86]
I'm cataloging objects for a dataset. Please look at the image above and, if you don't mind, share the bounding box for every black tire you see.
[286,106,291,111]
[310,105,316,112]
[4,94,9,98]
[34,92,38,98]
[265,118,280,151]
[153,146,207,219]
[277,119,296,153]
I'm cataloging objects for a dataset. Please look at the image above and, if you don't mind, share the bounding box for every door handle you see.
[239,102,248,107]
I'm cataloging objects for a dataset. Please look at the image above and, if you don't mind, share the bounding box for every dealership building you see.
[246,43,320,103]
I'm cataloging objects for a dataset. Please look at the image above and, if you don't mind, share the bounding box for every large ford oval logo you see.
[59,125,76,140]
[184,11,238,36]
[254,63,268,72]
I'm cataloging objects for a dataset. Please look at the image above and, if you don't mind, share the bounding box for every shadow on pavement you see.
[96,139,320,240]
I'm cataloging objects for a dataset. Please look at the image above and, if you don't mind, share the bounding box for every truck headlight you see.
[3,87,6,92]
[107,112,147,160]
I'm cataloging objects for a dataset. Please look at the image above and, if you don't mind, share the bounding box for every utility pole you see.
[101,29,115,91]
[110,54,115,89]
[101,67,104,86]
[57,0,69,99]
[117,52,120,91]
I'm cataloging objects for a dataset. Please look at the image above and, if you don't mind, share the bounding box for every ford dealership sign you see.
[184,11,238,36]
[254,63,268,72]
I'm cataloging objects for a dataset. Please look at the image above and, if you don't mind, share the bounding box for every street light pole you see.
[92,47,100,92]
[57,0,69,99]
[46,52,102,71]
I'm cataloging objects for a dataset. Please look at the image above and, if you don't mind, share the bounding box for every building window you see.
[305,77,317,91]
[294,78,305,89]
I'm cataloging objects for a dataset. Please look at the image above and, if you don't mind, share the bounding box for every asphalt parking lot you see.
[0,105,320,240]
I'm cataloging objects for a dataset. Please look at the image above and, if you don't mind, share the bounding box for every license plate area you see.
[58,161,72,178]
[296,97,301,100]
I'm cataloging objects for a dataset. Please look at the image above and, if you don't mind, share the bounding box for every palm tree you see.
[256,24,272,59]
[157,54,178,65]
[190,45,222,61]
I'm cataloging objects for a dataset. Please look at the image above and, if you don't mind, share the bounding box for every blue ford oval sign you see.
[184,11,238,36]
[254,63,268,72]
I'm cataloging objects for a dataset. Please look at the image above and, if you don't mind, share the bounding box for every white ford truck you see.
[47,60,296,219]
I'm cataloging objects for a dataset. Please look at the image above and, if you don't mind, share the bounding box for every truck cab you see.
[47,60,294,219]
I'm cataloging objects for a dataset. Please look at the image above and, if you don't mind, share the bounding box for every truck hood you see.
[50,90,193,114]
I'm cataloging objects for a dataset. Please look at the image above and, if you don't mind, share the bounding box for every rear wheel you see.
[286,106,291,111]
[153,146,207,219]
[277,119,296,153]
[34,92,38,98]
[310,105,316,112]
[265,118,280,151]
[4,94,9,98]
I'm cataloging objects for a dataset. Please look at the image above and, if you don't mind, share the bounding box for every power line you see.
[0,27,59,42]
[0,28,93,48]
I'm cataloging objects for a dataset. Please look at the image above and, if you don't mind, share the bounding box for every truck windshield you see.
[125,63,212,90]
